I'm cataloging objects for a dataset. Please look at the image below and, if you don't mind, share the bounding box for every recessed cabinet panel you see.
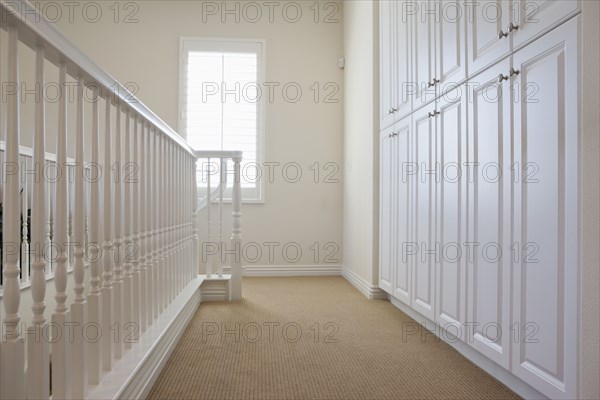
[512,0,580,48]
[466,61,512,369]
[380,0,395,129]
[435,89,466,336]
[511,17,579,399]
[411,106,437,321]
[395,1,413,120]
[466,0,511,76]
[412,0,437,110]
[394,117,412,305]
[379,125,396,294]
[435,0,466,89]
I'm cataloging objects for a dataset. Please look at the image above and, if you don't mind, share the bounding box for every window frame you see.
[179,37,266,203]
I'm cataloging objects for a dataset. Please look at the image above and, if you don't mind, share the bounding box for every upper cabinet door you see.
[412,0,437,110]
[410,105,437,321]
[380,0,396,130]
[393,116,413,306]
[511,0,580,48]
[465,60,512,369]
[434,86,467,338]
[435,0,467,91]
[379,125,397,295]
[466,0,511,76]
[511,17,579,399]
[394,1,413,120]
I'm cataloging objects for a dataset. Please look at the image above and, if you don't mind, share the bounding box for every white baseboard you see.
[341,266,388,300]
[87,277,204,400]
[222,264,342,277]
[200,274,231,302]
[387,296,547,400]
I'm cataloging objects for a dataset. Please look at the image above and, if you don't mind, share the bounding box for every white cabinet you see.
[379,4,581,399]
[393,117,412,305]
[410,105,437,321]
[379,124,396,294]
[466,60,512,369]
[380,1,413,129]
[435,0,466,89]
[511,17,579,399]
[379,0,396,130]
[412,0,437,110]
[379,116,413,305]
[511,0,580,48]
[434,87,467,336]
[466,0,511,76]
[394,1,412,120]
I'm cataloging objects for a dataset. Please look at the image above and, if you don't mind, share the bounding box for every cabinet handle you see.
[498,30,509,39]
[388,109,394,115]
[427,78,440,88]
[428,110,440,118]
[392,107,398,113]
[388,132,397,138]
[508,22,519,32]
[498,73,509,82]
[510,67,521,77]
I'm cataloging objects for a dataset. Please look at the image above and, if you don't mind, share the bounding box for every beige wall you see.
[50,0,345,268]
[341,0,379,285]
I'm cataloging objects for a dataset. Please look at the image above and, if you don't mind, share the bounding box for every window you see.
[180,38,265,202]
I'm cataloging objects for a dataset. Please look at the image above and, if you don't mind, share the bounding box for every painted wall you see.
[1,0,344,326]
[49,0,346,269]
[341,0,379,286]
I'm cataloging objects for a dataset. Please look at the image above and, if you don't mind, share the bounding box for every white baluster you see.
[51,61,72,400]
[26,45,50,400]
[158,134,165,312]
[0,25,25,400]
[102,95,115,371]
[139,121,147,332]
[153,129,161,314]
[218,158,224,278]
[193,158,199,279]
[20,172,29,284]
[68,168,74,267]
[88,86,103,384]
[123,110,134,349]
[231,155,243,300]
[71,75,89,400]
[169,142,175,299]
[131,116,141,341]
[147,126,155,322]
[179,149,184,290]
[113,102,124,359]
[206,157,212,278]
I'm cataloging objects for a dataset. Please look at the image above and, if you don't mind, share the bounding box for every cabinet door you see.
[393,116,412,305]
[379,125,396,294]
[410,105,437,321]
[512,0,580,48]
[380,0,396,130]
[412,0,437,110]
[466,0,511,77]
[511,17,579,399]
[435,87,467,337]
[394,1,413,120]
[466,60,512,369]
[435,0,466,90]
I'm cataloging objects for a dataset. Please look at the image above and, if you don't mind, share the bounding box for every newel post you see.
[230,154,243,300]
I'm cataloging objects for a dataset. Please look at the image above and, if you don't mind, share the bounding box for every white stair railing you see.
[195,150,244,300]
[0,0,244,398]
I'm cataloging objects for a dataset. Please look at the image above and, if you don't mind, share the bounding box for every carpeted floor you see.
[148,277,519,400]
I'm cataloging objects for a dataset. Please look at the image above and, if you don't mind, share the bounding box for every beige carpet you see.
[148,277,519,400]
